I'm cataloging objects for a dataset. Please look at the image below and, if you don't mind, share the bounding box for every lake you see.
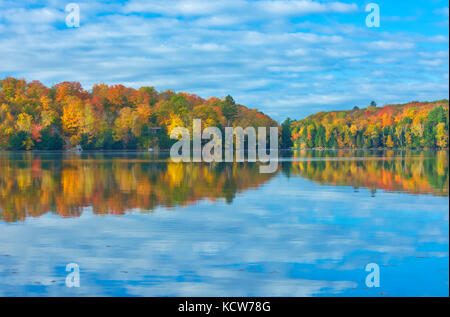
[0,150,448,296]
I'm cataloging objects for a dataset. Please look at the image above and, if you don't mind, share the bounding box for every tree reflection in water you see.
[0,150,448,222]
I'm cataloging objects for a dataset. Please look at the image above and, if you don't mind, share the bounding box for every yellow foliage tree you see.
[386,135,394,148]
[436,122,448,148]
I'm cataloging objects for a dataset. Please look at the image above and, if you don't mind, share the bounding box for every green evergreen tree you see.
[280,118,293,149]
[221,95,238,126]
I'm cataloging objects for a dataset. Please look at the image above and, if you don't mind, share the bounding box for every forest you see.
[289,100,449,149]
[0,77,277,150]
[1,77,448,151]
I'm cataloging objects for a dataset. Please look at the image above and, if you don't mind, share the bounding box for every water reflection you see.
[0,152,273,222]
[285,150,449,197]
[0,150,448,297]
[0,150,448,222]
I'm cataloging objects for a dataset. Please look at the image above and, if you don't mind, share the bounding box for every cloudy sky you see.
[0,0,448,120]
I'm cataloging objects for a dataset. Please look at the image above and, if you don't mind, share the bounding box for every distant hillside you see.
[290,100,449,149]
[0,77,277,150]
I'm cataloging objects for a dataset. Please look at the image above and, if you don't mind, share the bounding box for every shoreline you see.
[0,148,448,153]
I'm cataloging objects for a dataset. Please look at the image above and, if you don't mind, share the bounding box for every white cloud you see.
[123,0,235,16]
[419,59,445,67]
[123,0,358,17]
[256,0,358,15]
[427,35,449,43]
[0,7,62,24]
[267,65,326,72]
[193,15,242,27]
[366,41,415,50]
[191,43,229,51]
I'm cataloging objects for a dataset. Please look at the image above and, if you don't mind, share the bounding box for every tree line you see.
[0,77,277,150]
[2,77,448,151]
[288,100,449,149]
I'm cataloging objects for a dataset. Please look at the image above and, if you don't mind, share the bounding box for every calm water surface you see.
[0,150,448,296]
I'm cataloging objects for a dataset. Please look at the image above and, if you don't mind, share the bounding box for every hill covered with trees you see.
[290,100,449,149]
[0,77,277,150]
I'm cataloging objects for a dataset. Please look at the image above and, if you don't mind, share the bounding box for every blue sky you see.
[0,0,448,120]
